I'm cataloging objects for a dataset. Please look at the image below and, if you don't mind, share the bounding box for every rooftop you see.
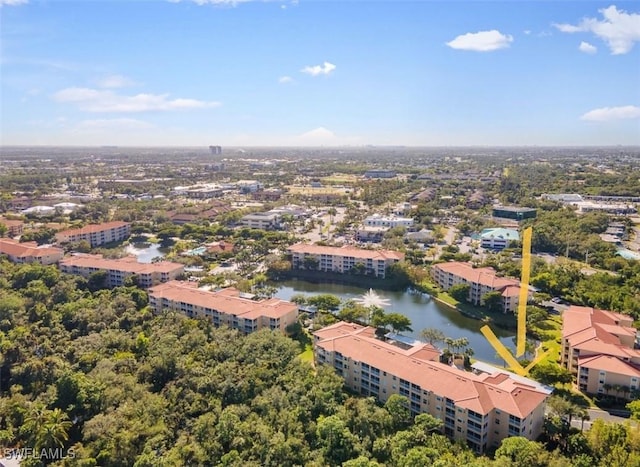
[149,281,297,320]
[288,243,404,261]
[315,322,549,418]
[57,221,130,236]
[60,253,183,274]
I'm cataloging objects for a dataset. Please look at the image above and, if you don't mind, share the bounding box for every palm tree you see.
[444,337,454,352]
[41,408,73,449]
[576,407,590,431]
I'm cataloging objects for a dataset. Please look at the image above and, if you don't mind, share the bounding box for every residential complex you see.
[479,228,520,251]
[59,254,184,288]
[148,280,298,334]
[431,261,524,313]
[240,212,281,230]
[55,221,131,247]
[0,238,64,265]
[561,306,640,400]
[313,322,551,453]
[287,243,404,279]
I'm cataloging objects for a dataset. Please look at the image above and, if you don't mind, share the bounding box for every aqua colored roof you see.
[479,228,520,241]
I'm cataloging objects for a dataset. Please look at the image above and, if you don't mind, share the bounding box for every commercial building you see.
[59,254,184,288]
[561,305,640,400]
[479,228,520,251]
[364,214,414,229]
[0,238,64,265]
[148,280,298,334]
[240,212,281,230]
[492,206,537,221]
[287,243,404,279]
[364,170,396,179]
[431,262,524,313]
[313,322,551,453]
[55,221,131,247]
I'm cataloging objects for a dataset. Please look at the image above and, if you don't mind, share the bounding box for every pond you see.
[125,243,167,263]
[273,279,519,366]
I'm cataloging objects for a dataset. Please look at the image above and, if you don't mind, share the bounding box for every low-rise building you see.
[313,321,551,453]
[364,170,396,179]
[561,305,640,399]
[479,228,520,251]
[0,238,64,265]
[240,212,281,230]
[0,218,25,237]
[492,206,537,221]
[287,243,404,279]
[55,221,131,247]
[148,280,298,334]
[355,226,387,243]
[364,214,414,229]
[59,254,184,288]
[431,261,524,313]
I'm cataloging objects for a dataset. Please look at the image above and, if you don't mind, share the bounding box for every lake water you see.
[125,243,167,263]
[274,279,517,365]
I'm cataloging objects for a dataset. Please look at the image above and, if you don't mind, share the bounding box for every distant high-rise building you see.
[209,145,222,155]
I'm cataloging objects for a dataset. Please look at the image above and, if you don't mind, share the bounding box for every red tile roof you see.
[0,238,63,258]
[433,262,519,289]
[314,322,548,418]
[149,281,298,320]
[579,354,640,378]
[57,221,130,236]
[288,243,404,261]
[60,254,183,274]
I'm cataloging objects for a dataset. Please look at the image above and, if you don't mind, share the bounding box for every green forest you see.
[1,259,640,466]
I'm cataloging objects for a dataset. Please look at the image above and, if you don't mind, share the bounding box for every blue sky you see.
[1,1,639,146]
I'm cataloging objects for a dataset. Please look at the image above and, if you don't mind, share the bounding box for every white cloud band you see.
[446,30,513,52]
[581,105,640,121]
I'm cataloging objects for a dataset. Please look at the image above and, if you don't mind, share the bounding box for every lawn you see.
[298,342,314,364]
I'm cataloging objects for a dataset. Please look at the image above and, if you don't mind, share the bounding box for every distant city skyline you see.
[1,1,639,147]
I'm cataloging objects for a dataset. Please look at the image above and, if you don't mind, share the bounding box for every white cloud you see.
[300,61,336,76]
[172,0,289,6]
[95,74,136,89]
[580,105,640,121]
[76,118,154,130]
[278,76,293,84]
[52,87,221,112]
[553,5,640,55]
[579,41,598,54]
[0,0,28,6]
[295,127,337,144]
[523,30,531,35]
[446,30,513,52]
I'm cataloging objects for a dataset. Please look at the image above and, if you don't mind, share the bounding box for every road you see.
[570,408,636,431]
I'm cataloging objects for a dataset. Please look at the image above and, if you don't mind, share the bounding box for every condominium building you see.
[148,280,298,334]
[287,243,404,279]
[431,261,524,313]
[561,306,640,399]
[0,238,64,265]
[59,254,184,288]
[55,221,131,247]
[313,322,551,453]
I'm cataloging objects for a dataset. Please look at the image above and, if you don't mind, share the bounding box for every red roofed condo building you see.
[561,305,640,400]
[59,254,184,288]
[148,281,298,334]
[55,221,131,247]
[313,322,551,453]
[431,261,525,313]
[287,243,404,279]
[0,238,64,265]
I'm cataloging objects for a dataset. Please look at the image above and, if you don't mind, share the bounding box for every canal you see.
[273,279,518,366]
